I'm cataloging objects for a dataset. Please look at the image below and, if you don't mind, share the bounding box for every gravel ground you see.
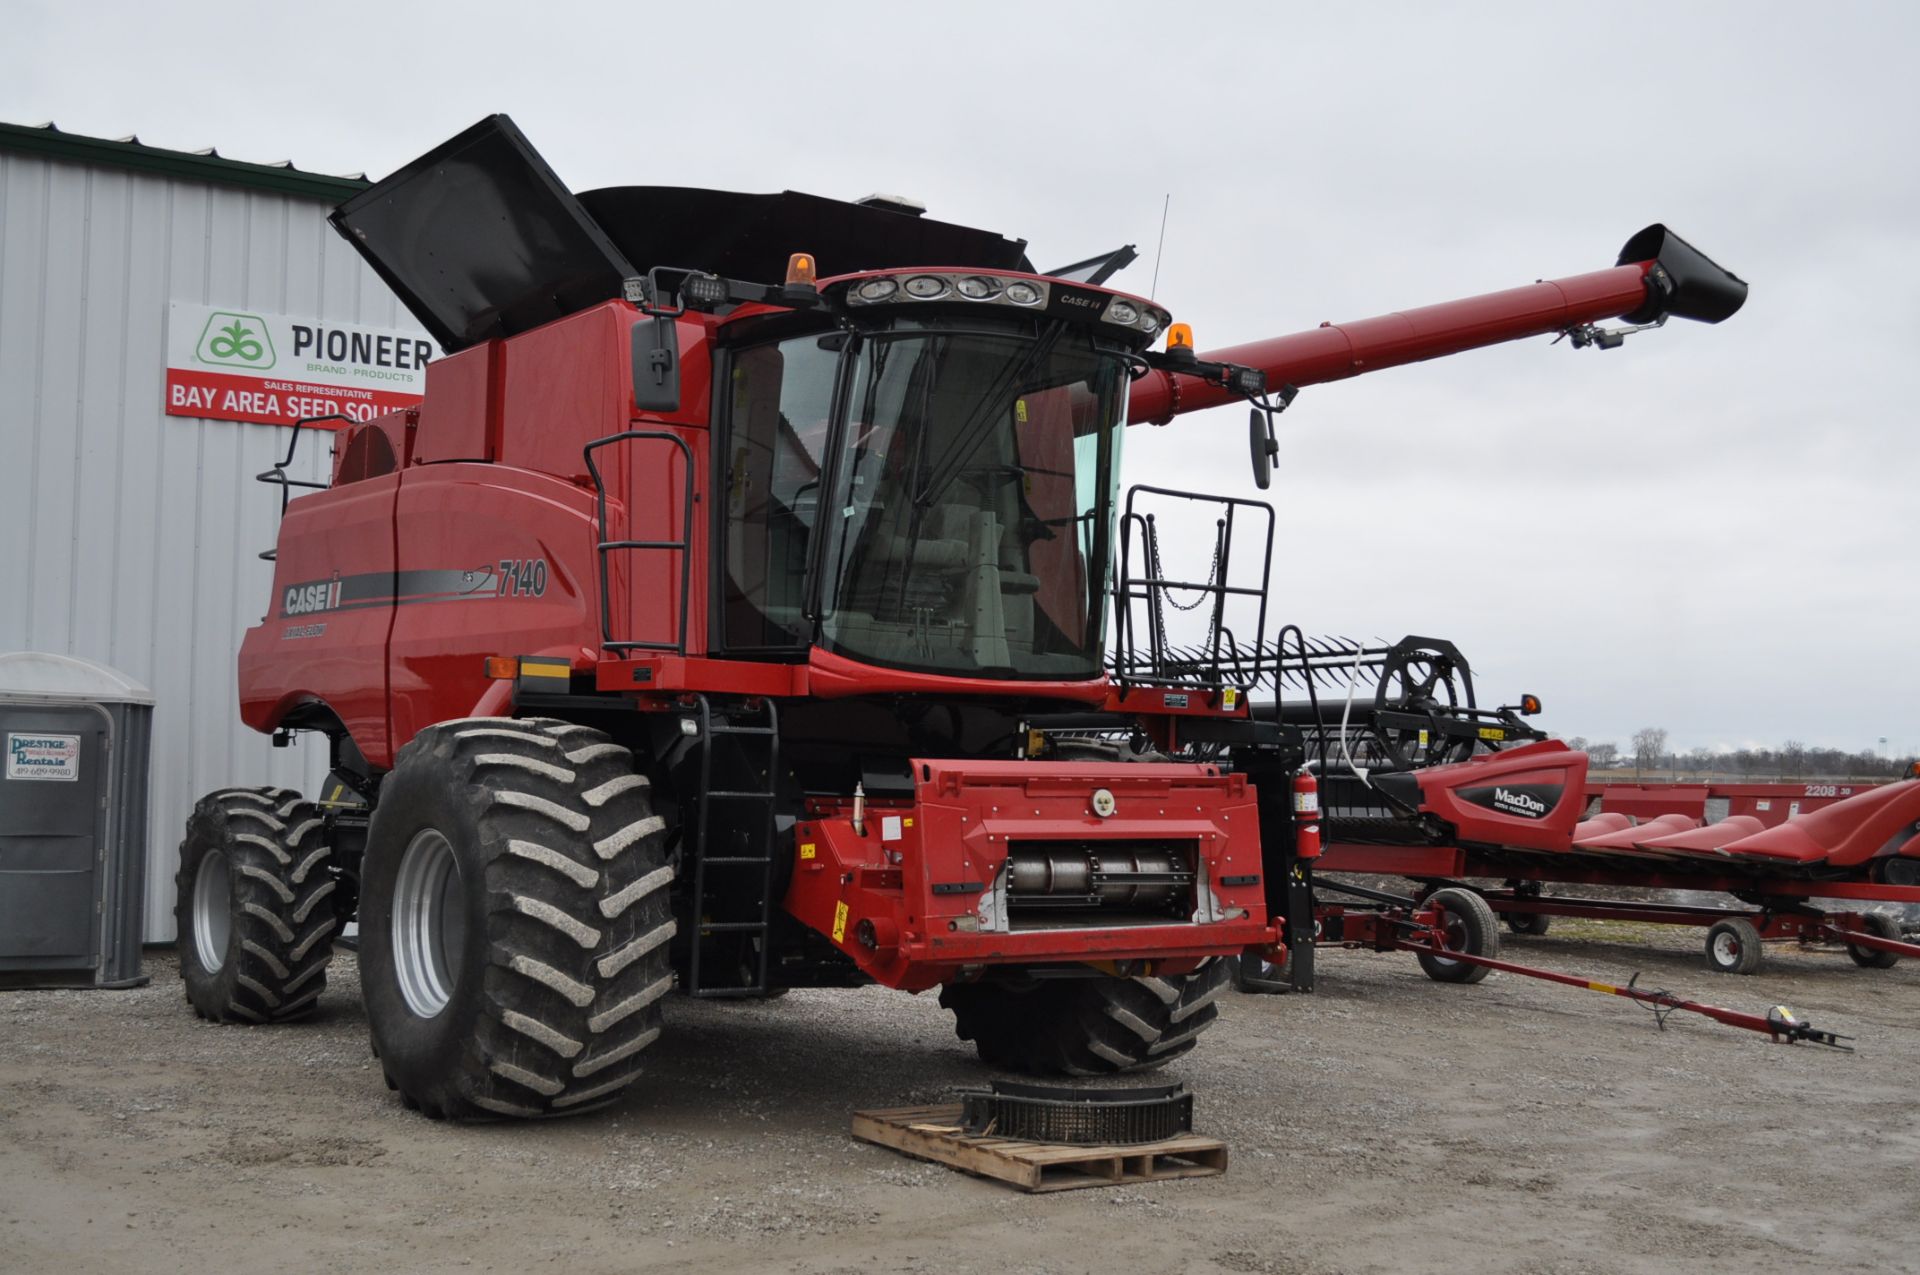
[2,924,1915,1275]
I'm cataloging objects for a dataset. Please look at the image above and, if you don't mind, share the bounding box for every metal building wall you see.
[0,147,424,942]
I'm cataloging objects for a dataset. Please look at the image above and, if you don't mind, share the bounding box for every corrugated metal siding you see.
[0,148,425,941]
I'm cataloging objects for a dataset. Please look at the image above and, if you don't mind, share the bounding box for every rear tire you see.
[1705,918,1764,974]
[359,718,675,1119]
[173,787,338,1022]
[1845,913,1901,969]
[941,959,1232,1075]
[1417,887,1499,984]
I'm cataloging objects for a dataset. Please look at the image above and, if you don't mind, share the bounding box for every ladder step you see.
[709,725,777,736]
[700,856,772,865]
[697,921,771,934]
[706,790,775,800]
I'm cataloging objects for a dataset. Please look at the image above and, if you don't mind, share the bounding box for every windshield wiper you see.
[911,319,1069,509]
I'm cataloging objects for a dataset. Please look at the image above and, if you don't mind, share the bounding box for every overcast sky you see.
[6,2,1916,756]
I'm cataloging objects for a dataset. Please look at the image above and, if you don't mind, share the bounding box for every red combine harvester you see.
[175,115,1751,1118]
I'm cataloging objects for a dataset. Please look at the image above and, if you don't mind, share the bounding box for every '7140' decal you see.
[496,558,548,597]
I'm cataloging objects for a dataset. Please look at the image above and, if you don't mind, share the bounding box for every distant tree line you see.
[1563,728,1918,782]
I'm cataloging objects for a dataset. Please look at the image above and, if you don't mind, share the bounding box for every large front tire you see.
[359,719,675,1119]
[174,787,338,1022]
[940,960,1232,1076]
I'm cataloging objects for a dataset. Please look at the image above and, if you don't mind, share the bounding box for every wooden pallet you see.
[851,1104,1228,1193]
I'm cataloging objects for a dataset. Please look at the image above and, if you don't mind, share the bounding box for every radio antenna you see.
[1149,194,1171,300]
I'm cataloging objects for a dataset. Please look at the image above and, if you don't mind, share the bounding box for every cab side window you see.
[720,335,838,650]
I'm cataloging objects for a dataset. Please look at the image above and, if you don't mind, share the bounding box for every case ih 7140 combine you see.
[176,116,1756,1119]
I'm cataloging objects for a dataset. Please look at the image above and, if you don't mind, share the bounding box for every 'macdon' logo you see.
[284,578,343,616]
[1493,787,1548,817]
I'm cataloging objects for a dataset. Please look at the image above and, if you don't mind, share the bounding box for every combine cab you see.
[176,115,1747,1118]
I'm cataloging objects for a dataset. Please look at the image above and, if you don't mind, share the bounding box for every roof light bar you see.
[840,270,1171,338]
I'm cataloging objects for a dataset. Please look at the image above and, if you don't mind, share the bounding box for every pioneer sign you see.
[165,302,434,428]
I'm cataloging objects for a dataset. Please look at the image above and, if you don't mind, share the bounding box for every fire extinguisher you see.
[1292,771,1322,859]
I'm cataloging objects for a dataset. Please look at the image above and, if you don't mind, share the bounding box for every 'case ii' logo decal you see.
[195,311,276,369]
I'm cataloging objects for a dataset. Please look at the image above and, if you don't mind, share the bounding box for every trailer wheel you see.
[359,719,675,1119]
[1845,913,1901,970]
[1704,918,1764,974]
[940,958,1232,1075]
[1232,950,1293,994]
[173,787,338,1023]
[1416,887,1499,984]
[1505,911,1551,937]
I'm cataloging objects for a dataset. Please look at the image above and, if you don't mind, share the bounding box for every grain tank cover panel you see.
[576,186,1032,284]
[330,114,636,352]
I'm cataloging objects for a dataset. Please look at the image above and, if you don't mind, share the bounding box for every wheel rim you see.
[192,849,232,973]
[393,828,467,1018]
[1712,931,1740,965]
[1428,908,1468,965]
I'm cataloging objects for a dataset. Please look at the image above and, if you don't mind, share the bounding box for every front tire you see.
[173,787,338,1022]
[1417,887,1499,984]
[940,960,1231,1075]
[1705,918,1764,974]
[1845,913,1901,969]
[359,719,675,1119]
[1505,911,1551,937]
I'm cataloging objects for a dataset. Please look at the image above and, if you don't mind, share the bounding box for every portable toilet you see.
[0,652,155,988]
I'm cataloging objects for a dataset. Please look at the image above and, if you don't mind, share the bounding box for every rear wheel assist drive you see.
[1845,913,1902,970]
[173,787,339,1022]
[1417,887,1500,984]
[1704,918,1764,975]
[940,959,1232,1076]
[358,718,675,1119]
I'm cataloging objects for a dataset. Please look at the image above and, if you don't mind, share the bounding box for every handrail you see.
[1111,484,1275,691]
[254,413,352,560]
[583,430,697,655]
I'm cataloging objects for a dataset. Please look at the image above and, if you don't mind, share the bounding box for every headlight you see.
[855,277,899,302]
[1004,281,1043,306]
[1107,301,1140,326]
[1139,312,1162,335]
[903,275,949,299]
[955,276,1001,300]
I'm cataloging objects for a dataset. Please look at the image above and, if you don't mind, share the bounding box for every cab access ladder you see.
[686,695,781,997]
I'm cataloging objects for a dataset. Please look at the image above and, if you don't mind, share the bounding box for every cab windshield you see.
[720,316,1127,680]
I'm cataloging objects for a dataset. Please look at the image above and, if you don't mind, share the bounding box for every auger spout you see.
[1129,224,1746,424]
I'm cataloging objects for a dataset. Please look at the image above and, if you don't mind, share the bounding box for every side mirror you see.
[632,316,680,413]
[1248,407,1278,490]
